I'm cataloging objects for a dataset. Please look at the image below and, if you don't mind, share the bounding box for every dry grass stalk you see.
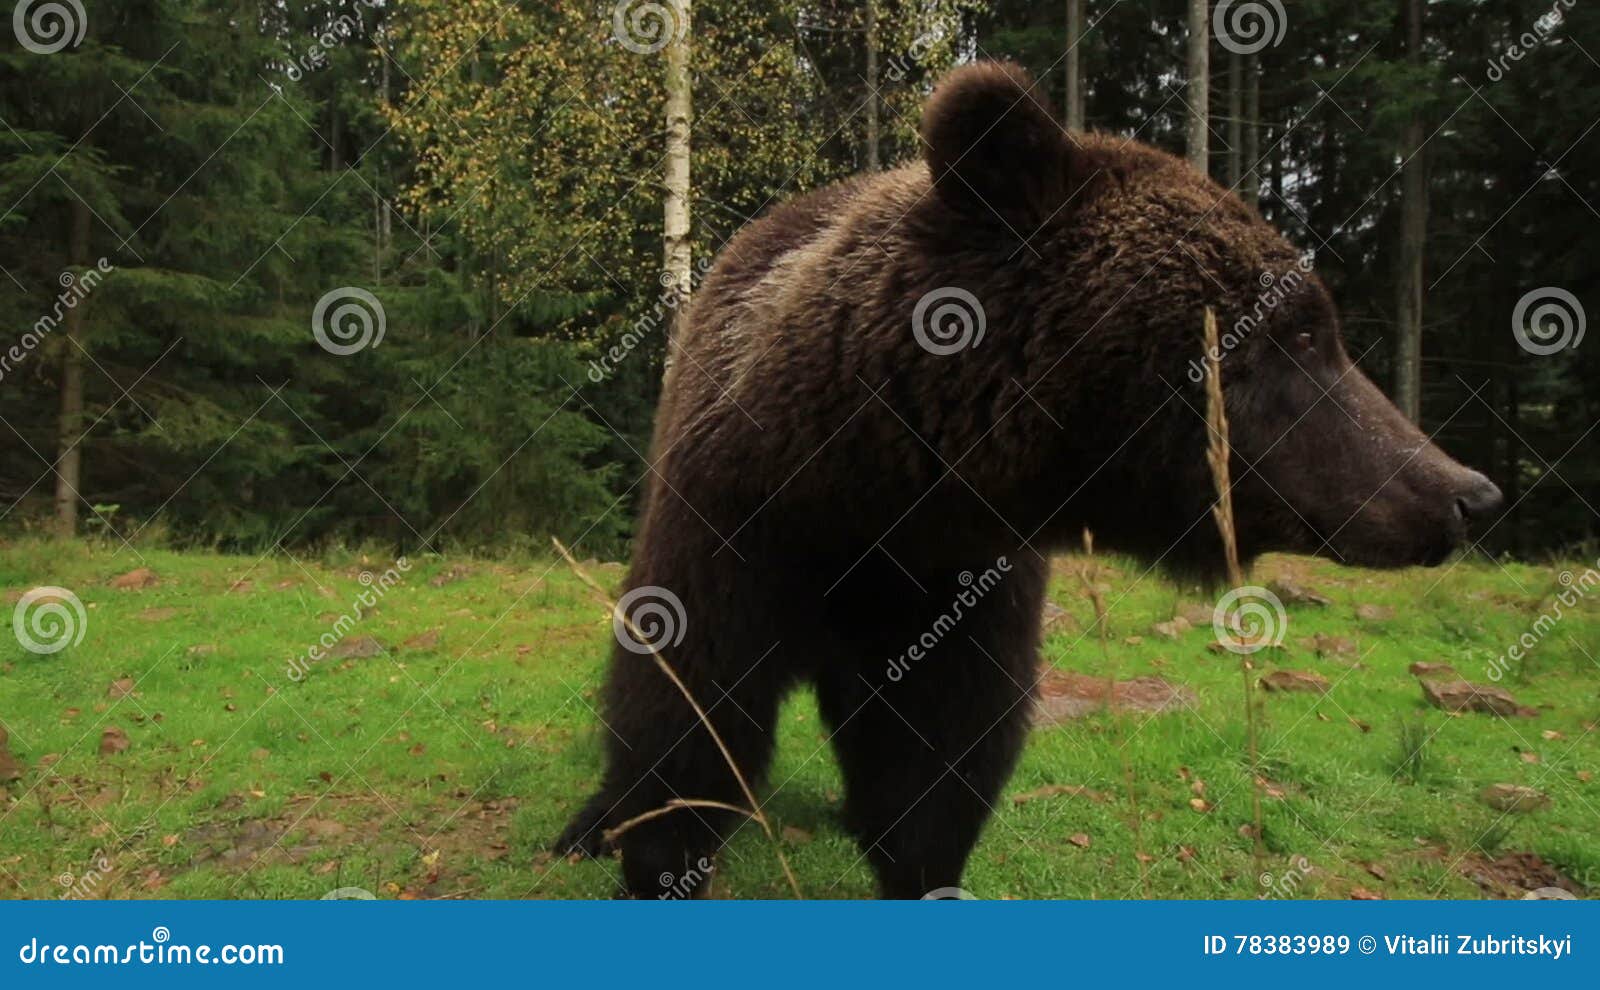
[552,538,802,898]
[1076,528,1148,895]
[1201,307,1265,860]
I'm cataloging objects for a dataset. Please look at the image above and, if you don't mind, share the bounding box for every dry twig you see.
[552,538,802,898]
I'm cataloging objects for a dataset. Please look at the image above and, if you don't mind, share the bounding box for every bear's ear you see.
[921,61,1072,225]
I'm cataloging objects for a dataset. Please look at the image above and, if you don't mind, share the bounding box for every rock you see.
[1304,633,1358,660]
[1040,601,1079,635]
[328,636,384,660]
[107,677,135,699]
[99,726,130,756]
[430,564,474,588]
[1269,578,1331,607]
[1151,615,1191,639]
[1177,603,1215,627]
[1408,661,1457,679]
[1420,679,1525,716]
[109,568,158,590]
[402,630,441,651]
[1033,669,1196,725]
[1259,670,1331,694]
[1480,784,1551,813]
[1354,603,1396,621]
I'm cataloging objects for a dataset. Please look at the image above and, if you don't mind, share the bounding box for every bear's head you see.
[919,61,1501,576]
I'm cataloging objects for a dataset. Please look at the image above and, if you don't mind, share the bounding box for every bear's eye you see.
[1294,332,1314,353]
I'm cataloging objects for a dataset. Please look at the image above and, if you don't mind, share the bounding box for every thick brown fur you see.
[556,62,1501,898]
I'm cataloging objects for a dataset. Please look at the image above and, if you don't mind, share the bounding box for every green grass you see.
[1,539,1596,900]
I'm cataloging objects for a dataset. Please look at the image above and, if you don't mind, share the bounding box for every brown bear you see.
[557,61,1502,898]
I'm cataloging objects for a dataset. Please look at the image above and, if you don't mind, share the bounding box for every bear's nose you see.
[1453,472,1504,524]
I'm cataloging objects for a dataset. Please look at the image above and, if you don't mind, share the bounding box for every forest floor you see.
[1,539,1596,900]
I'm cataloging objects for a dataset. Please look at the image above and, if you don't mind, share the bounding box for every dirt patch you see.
[1451,850,1581,899]
[1033,669,1196,725]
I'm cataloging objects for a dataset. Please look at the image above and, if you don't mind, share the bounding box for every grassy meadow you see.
[0,539,1596,900]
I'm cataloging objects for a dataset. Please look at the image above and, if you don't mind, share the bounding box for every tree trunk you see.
[1185,0,1209,173]
[864,0,880,170]
[1394,0,1426,423]
[662,0,692,382]
[54,197,91,537]
[1065,0,1085,130]
[1226,49,1242,187]
[1243,53,1260,208]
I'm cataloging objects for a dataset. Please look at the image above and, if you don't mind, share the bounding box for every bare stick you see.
[1201,308,1265,860]
[552,538,803,898]
[603,798,756,845]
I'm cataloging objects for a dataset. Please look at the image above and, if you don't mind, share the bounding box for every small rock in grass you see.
[1269,578,1331,607]
[109,568,159,590]
[1420,679,1524,716]
[1258,670,1331,694]
[1480,783,1551,813]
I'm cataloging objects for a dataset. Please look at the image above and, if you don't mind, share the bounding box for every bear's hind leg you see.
[816,560,1042,898]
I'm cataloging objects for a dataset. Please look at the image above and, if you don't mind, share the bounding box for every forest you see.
[0,0,1595,562]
